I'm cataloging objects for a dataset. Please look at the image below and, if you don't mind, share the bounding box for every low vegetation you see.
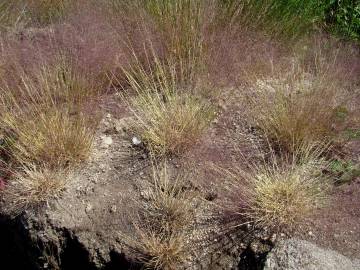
[0,0,72,29]
[2,166,70,215]
[214,145,330,232]
[123,56,214,157]
[0,0,359,267]
[121,164,193,269]
[324,0,360,41]
[0,60,97,214]
[244,58,351,154]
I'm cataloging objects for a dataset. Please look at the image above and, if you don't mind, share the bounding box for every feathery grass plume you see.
[244,57,349,154]
[123,53,214,157]
[121,163,193,269]
[213,143,330,233]
[0,60,97,168]
[2,165,70,215]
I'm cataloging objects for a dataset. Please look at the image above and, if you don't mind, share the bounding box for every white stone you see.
[101,136,113,147]
[132,136,141,146]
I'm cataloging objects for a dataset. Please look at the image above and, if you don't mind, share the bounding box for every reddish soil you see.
[299,176,360,259]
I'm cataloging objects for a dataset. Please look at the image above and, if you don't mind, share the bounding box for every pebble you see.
[110,205,117,213]
[132,136,142,146]
[85,203,93,213]
[101,136,113,147]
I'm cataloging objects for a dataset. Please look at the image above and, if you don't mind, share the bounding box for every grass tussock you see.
[2,110,94,168]
[214,145,330,232]
[0,61,97,168]
[109,0,207,83]
[248,155,329,230]
[0,60,97,214]
[245,60,350,154]
[143,0,207,82]
[123,56,214,156]
[122,163,193,269]
[2,166,70,215]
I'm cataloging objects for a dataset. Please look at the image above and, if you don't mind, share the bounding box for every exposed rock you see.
[264,238,360,270]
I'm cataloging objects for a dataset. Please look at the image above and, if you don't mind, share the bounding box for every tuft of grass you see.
[123,56,214,157]
[0,61,97,168]
[128,228,186,270]
[143,0,207,83]
[213,145,330,232]
[108,0,207,83]
[0,60,97,215]
[2,166,70,215]
[121,163,193,269]
[2,110,94,168]
[244,61,349,154]
[248,157,329,230]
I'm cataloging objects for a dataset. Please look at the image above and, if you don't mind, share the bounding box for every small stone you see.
[132,136,142,146]
[99,164,107,172]
[270,233,277,243]
[110,205,117,213]
[308,231,313,236]
[101,136,113,147]
[85,203,93,213]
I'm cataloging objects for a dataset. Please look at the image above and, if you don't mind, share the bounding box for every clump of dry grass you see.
[3,110,94,168]
[143,0,207,83]
[0,60,97,214]
[123,56,214,156]
[127,228,186,270]
[244,59,350,154]
[109,0,208,83]
[2,166,70,215]
[213,145,330,232]
[0,61,97,168]
[248,154,330,230]
[121,163,193,269]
